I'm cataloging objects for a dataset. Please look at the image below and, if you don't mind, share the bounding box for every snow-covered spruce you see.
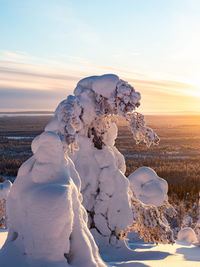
[46,74,173,251]
[194,194,200,243]
[46,74,159,151]
[182,215,193,228]
[0,180,12,201]
[124,197,175,244]
[127,167,176,244]
[0,180,12,229]
[0,131,106,267]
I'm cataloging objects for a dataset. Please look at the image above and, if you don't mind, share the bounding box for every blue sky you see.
[0,0,200,113]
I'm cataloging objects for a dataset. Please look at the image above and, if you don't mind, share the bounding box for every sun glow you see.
[189,88,200,98]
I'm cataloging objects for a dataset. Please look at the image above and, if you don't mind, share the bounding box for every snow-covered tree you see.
[127,167,176,243]
[0,131,106,267]
[194,193,200,243]
[0,180,12,229]
[46,74,159,151]
[46,74,175,251]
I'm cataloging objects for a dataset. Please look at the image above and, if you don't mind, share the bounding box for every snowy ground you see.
[1,230,200,267]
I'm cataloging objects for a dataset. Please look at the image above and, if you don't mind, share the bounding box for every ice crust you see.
[0,131,106,267]
[128,167,168,207]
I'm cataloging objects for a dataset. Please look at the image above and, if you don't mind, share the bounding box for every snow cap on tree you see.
[128,167,168,207]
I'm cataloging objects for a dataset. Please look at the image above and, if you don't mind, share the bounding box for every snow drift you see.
[0,131,106,267]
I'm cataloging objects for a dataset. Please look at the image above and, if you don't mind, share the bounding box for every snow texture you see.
[0,131,106,267]
[128,167,168,207]
[2,230,200,267]
[177,227,198,243]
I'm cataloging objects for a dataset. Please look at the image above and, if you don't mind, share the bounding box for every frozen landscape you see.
[0,74,200,266]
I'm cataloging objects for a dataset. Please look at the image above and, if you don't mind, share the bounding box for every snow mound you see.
[0,131,106,267]
[128,167,168,206]
[0,180,12,200]
[177,227,198,243]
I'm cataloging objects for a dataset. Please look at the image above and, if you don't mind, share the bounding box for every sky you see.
[0,0,200,114]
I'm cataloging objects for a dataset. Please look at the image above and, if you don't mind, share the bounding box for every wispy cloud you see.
[0,59,82,91]
[0,50,40,62]
[0,52,199,113]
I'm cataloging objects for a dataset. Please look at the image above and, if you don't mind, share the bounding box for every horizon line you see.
[1,110,200,116]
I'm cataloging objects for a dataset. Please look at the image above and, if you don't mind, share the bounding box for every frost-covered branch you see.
[0,200,6,229]
[122,199,175,244]
[126,112,159,147]
[0,180,12,229]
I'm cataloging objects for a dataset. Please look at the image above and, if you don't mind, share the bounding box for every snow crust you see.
[177,227,198,243]
[0,131,106,267]
[128,167,168,206]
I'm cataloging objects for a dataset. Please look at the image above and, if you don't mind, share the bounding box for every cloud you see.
[0,59,81,92]
[0,65,78,83]
[0,87,66,99]
[0,54,199,113]
[129,78,198,97]
[0,87,67,110]
[0,50,39,61]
